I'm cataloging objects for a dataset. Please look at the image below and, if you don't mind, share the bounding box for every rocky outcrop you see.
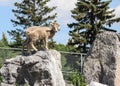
[83,31,120,86]
[0,50,65,86]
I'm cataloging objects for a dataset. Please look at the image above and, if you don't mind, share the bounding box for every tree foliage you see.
[68,0,120,53]
[0,32,8,47]
[8,0,57,47]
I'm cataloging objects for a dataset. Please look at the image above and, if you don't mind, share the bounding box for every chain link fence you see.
[0,47,87,83]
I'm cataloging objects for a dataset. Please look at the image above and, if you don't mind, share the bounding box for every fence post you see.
[80,54,83,73]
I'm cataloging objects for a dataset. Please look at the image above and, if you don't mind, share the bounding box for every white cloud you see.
[49,0,77,10]
[48,0,77,25]
[114,5,120,18]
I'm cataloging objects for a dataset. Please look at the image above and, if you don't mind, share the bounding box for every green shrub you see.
[0,62,3,84]
[69,71,86,86]
[0,75,2,84]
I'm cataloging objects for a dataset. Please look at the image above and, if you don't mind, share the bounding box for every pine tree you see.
[8,0,57,47]
[8,30,23,47]
[1,32,8,46]
[68,0,120,53]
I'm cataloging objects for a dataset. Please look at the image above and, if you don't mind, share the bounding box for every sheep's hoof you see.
[45,48,48,51]
[32,50,37,54]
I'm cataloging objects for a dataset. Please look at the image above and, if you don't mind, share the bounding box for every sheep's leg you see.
[30,42,38,51]
[22,41,26,54]
[22,39,27,52]
[45,37,48,50]
[22,38,30,54]
[28,43,32,55]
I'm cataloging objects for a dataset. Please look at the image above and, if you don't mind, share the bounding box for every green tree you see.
[8,31,23,47]
[8,0,57,47]
[0,32,8,47]
[68,0,120,53]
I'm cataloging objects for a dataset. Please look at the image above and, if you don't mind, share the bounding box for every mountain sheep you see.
[22,21,60,54]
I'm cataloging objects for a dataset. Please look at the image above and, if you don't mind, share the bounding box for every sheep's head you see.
[51,21,60,32]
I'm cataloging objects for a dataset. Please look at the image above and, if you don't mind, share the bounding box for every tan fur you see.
[23,22,60,54]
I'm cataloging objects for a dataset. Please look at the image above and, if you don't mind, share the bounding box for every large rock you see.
[88,81,108,86]
[0,50,65,86]
[83,31,120,86]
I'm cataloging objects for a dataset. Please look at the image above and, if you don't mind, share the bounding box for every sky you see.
[0,0,120,44]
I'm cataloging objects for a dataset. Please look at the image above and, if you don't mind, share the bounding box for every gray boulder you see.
[88,81,108,86]
[83,31,120,86]
[0,50,65,86]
